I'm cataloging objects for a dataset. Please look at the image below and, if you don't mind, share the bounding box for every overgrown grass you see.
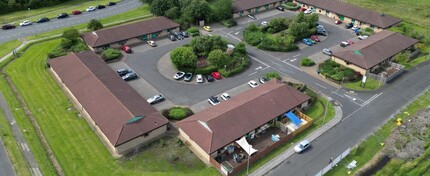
[0,40,22,58]
[326,89,430,176]
[238,96,335,175]
[2,39,218,175]
[26,5,152,41]
[1,0,121,24]
[343,77,383,91]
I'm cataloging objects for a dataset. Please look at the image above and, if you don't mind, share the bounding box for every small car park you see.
[358,35,369,40]
[117,69,132,77]
[57,13,69,19]
[203,26,212,32]
[221,93,231,100]
[345,23,353,29]
[72,10,82,15]
[322,48,333,56]
[248,14,256,20]
[211,72,221,80]
[122,72,138,81]
[310,35,320,42]
[86,6,96,12]
[184,73,193,82]
[173,71,186,80]
[196,74,204,83]
[259,77,268,84]
[36,17,49,23]
[107,2,116,6]
[276,6,285,11]
[147,40,157,47]
[208,96,220,105]
[2,24,15,30]
[302,38,313,46]
[20,20,32,26]
[147,95,165,105]
[335,20,342,25]
[294,140,311,153]
[248,80,259,88]
[121,45,132,53]
[96,5,106,9]
[205,74,214,82]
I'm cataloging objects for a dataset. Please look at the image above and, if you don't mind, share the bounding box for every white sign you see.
[362,75,367,83]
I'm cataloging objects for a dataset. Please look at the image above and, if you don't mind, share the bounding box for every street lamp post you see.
[246,144,251,175]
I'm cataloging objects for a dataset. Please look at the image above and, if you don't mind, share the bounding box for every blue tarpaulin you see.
[285,111,302,126]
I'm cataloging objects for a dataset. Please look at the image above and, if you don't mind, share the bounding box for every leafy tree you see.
[87,19,103,31]
[246,23,260,32]
[287,22,308,38]
[182,0,211,23]
[306,14,319,28]
[208,49,230,68]
[61,28,80,42]
[235,42,246,54]
[210,0,232,21]
[140,0,155,5]
[170,47,198,68]
[150,0,175,16]
[294,12,305,23]
[165,7,180,19]
[268,18,289,33]
[60,38,73,49]
[190,36,227,57]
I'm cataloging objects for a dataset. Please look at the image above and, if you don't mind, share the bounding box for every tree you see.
[60,38,73,49]
[87,19,103,31]
[208,49,230,68]
[165,7,180,19]
[210,0,232,21]
[235,42,246,54]
[190,36,227,57]
[294,12,305,23]
[287,22,308,38]
[61,28,80,42]
[141,0,155,5]
[170,47,198,69]
[150,0,175,16]
[183,0,211,23]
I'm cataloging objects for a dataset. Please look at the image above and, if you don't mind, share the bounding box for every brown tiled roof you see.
[332,30,419,69]
[81,17,179,48]
[296,0,401,29]
[176,80,310,154]
[48,52,168,146]
[232,0,282,13]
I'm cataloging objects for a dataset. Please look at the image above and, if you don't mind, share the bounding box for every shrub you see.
[266,72,281,80]
[170,46,198,69]
[101,48,122,62]
[70,41,88,52]
[319,60,361,81]
[359,27,375,36]
[221,19,237,27]
[47,45,68,59]
[218,55,250,77]
[283,2,300,10]
[195,65,217,75]
[163,107,194,120]
[187,27,200,36]
[244,31,265,46]
[300,57,315,66]
[257,35,298,52]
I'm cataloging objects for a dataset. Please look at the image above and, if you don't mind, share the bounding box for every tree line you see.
[0,0,72,15]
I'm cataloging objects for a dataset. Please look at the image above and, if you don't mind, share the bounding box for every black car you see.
[276,6,285,11]
[317,29,327,36]
[107,2,116,6]
[2,24,16,30]
[37,17,50,23]
[345,23,353,29]
[117,69,132,77]
[169,35,177,41]
[97,5,106,9]
[181,31,189,38]
[58,13,69,19]
[122,72,138,81]
[173,32,184,40]
[184,73,193,82]
[205,74,214,82]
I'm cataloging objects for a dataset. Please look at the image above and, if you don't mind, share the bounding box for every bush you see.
[257,35,298,52]
[162,107,194,120]
[218,55,250,77]
[359,27,375,36]
[244,31,266,46]
[187,27,200,36]
[221,19,237,28]
[47,45,68,59]
[300,57,315,67]
[101,48,122,62]
[282,2,300,10]
[319,60,361,81]
[70,41,88,52]
[266,72,281,80]
[194,65,217,75]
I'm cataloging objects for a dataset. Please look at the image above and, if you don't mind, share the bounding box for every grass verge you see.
[343,77,383,91]
[238,96,336,175]
[326,89,430,176]
[0,40,22,59]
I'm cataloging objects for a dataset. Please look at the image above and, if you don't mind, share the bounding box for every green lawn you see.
[0,40,22,58]
[343,77,383,91]
[2,39,218,176]
[326,89,430,176]
[1,0,121,24]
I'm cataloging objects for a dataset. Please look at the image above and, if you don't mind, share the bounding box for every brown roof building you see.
[232,0,283,13]
[295,0,401,29]
[48,51,168,157]
[82,17,179,49]
[332,30,419,72]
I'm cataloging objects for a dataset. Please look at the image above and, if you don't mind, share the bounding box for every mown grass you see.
[3,39,218,176]
[1,0,121,24]
[26,5,152,41]
[343,77,383,91]
[0,40,22,58]
[326,89,430,176]
[238,96,336,175]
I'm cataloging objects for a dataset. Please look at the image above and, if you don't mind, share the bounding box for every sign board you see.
[362,75,367,83]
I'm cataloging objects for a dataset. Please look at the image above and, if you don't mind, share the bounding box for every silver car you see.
[147,95,165,105]
[294,140,311,153]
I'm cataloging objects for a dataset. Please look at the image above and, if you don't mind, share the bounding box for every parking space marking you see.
[283,58,290,62]
[293,54,301,58]
[248,71,258,76]
[290,58,297,62]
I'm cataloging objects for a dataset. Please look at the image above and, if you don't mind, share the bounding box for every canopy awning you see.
[285,111,302,126]
[236,137,258,155]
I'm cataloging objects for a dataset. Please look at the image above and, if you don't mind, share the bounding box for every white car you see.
[147,40,157,47]
[248,80,259,88]
[221,93,231,100]
[322,48,333,56]
[358,35,369,40]
[86,6,96,12]
[196,74,204,83]
[304,9,313,14]
[208,96,220,105]
[294,140,311,153]
[147,95,165,105]
[20,20,32,26]
[261,21,268,26]
[173,71,185,80]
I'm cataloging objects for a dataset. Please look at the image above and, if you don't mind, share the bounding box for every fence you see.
[314,147,351,176]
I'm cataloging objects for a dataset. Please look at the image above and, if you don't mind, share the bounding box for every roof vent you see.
[92,31,98,37]
[127,116,143,124]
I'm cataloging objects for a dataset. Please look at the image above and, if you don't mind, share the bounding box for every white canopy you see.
[236,137,258,155]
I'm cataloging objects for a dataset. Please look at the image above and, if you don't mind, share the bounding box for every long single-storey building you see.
[232,0,284,18]
[294,0,402,32]
[177,80,312,175]
[332,30,419,76]
[82,17,180,52]
[48,51,169,157]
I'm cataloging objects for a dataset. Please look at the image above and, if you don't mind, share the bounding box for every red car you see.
[211,72,222,80]
[300,8,307,12]
[72,10,81,15]
[310,35,320,42]
[335,20,342,25]
[121,45,132,53]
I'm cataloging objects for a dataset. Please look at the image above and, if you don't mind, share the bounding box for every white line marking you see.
[248,71,258,76]
[333,92,344,98]
[314,82,326,89]
[293,54,301,58]
[290,59,297,62]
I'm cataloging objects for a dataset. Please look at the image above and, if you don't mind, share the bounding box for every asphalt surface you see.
[0,0,143,44]
[0,138,15,176]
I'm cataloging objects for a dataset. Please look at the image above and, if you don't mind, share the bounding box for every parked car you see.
[247,14,256,20]
[300,8,307,12]
[211,71,222,80]
[276,6,285,11]
[310,35,320,42]
[308,38,317,44]
[322,48,333,56]
[351,26,360,31]
[57,13,69,19]
[335,20,342,25]
[2,24,16,30]
[261,21,268,26]
[221,93,231,100]
[147,95,165,105]
[196,74,204,83]
[316,29,326,36]
[358,35,369,40]
[86,6,96,12]
[205,74,214,82]
[117,69,132,77]
[173,71,186,80]
[248,80,259,88]
[169,34,177,41]
[121,45,132,53]
[184,73,193,82]
[96,5,106,9]
[208,96,220,105]
[122,72,138,81]
[36,17,49,23]
[203,26,212,32]
[316,24,324,30]
[147,40,157,47]
[259,77,268,84]
[340,41,349,47]
[173,31,184,40]
[181,31,189,38]
[304,9,313,14]
[302,38,313,46]
[107,2,116,6]
[20,20,32,26]
[294,140,311,153]
[345,23,353,29]
[72,10,82,15]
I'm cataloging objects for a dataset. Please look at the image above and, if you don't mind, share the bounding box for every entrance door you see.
[338,15,344,21]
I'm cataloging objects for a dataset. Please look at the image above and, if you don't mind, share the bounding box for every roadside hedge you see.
[187,27,200,37]
[101,48,122,62]
[257,35,298,52]
[300,57,315,67]
[195,65,218,75]
[319,60,361,81]
[221,19,237,28]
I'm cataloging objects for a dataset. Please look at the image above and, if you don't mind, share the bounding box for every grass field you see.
[0,40,22,58]
[0,0,121,24]
[2,39,218,176]
[343,77,383,91]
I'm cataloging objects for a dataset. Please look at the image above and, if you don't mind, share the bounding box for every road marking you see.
[283,58,291,62]
[314,82,326,89]
[361,92,382,106]
[255,66,262,70]
[333,92,344,98]
[224,31,242,41]
[248,71,258,76]
[262,66,269,70]
[290,58,297,62]
[261,50,302,70]
[234,31,240,35]
[293,54,301,58]
[235,27,242,31]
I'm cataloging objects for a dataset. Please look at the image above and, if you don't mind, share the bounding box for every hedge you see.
[221,19,237,28]
[244,30,266,46]
[187,27,200,37]
[282,2,300,10]
[101,48,122,62]
[319,60,361,81]
[218,55,250,77]
[195,65,218,75]
[162,107,194,120]
[300,57,315,67]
